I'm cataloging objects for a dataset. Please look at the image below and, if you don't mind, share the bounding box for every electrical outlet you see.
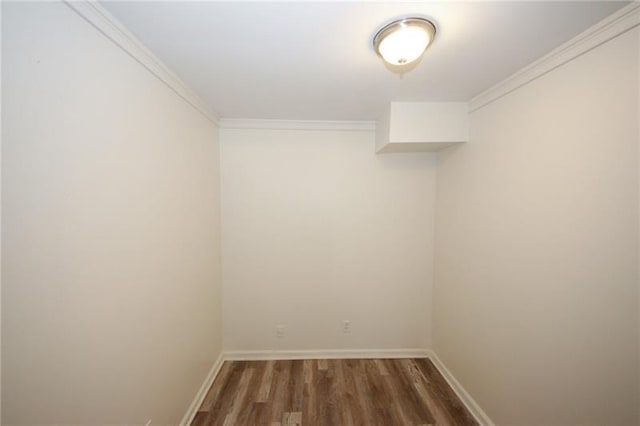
[342,320,351,333]
[276,324,285,338]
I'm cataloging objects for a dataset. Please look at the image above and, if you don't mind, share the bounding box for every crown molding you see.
[63,1,638,127]
[63,1,219,125]
[218,118,376,131]
[469,1,640,113]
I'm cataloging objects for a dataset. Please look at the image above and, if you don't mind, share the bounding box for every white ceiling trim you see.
[64,0,220,125]
[469,1,640,113]
[219,119,376,131]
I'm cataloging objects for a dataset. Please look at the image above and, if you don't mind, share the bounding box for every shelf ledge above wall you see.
[376,102,469,153]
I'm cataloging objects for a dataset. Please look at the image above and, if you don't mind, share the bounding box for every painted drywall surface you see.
[1,2,3,422]
[376,102,469,153]
[434,28,639,424]
[389,102,468,144]
[2,3,222,424]
[220,128,435,352]
[375,105,391,152]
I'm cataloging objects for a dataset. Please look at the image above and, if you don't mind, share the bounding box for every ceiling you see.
[103,1,627,121]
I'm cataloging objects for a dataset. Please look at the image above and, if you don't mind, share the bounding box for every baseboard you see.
[181,348,493,426]
[425,350,495,426]
[224,348,430,361]
[179,352,225,426]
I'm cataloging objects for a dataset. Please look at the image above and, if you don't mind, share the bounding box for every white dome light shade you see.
[373,18,436,66]
[378,26,430,65]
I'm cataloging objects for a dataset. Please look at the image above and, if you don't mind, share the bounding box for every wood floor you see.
[192,358,478,426]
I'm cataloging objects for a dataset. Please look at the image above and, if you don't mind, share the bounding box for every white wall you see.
[2,2,222,424]
[220,128,435,352]
[434,27,639,425]
[1,3,4,422]
[637,24,640,426]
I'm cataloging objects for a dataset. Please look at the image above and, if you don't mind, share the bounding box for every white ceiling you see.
[103,1,627,121]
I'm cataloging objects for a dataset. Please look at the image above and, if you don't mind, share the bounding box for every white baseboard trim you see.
[224,348,429,361]
[180,352,225,426]
[426,350,495,426]
[181,348,493,426]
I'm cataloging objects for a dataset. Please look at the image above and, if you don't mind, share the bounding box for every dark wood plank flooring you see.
[192,358,478,426]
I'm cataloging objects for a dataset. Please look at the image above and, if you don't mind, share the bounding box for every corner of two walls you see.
[2,2,223,424]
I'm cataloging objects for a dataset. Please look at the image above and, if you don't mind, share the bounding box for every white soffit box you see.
[376,102,469,153]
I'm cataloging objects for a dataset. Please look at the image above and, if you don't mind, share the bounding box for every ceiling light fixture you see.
[373,17,436,66]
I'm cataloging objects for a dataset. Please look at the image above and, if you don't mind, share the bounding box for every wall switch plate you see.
[276,325,285,338]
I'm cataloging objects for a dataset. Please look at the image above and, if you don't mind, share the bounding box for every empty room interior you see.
[2,0,640,425]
